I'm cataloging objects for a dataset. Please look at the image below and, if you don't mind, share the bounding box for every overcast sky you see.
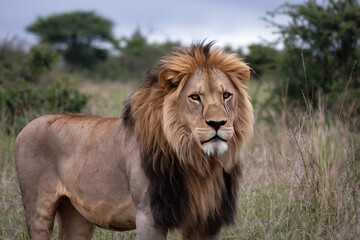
[0,0,304,50]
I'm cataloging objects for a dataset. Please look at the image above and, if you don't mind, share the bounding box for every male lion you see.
[15,41,254,240]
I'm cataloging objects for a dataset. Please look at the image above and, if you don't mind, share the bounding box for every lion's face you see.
[179,68,237,156]
[162,67,243,159]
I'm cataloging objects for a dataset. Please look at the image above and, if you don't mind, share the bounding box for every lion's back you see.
[14,113,122,175]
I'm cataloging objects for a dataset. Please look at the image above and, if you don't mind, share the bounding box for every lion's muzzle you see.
[200,127,234,156]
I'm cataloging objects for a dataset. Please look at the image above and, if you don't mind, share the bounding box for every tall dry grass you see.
[0,80,359,239]
[234,86,360,239]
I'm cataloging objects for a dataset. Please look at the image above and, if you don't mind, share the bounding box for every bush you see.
[246,44,280,77]
[116,33,180,80]
[0,39,88,133]
[265,0,360,113]
[27,44,58,76]
[0,77,88,133]
[0,38,28,83]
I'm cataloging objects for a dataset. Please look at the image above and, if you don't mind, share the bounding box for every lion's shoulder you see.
[18,114,121,140]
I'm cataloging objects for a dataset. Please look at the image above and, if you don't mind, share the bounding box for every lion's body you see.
[15,42,254,240]
[16,115,137,232]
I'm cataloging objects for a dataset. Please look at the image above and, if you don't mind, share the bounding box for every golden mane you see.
[159,41,250,91]
[123,41,253,234]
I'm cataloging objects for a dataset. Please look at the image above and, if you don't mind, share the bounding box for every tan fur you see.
[15,42,253,240]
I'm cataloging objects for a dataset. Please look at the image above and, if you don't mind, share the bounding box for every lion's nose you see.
[205,120,227,131]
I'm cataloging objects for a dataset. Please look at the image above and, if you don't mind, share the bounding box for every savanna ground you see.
[0,77,359,240]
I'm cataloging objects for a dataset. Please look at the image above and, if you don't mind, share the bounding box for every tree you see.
[27,11,114,68]
[246,44,280,77]
[266,0,360,111]
[117,30,180,79]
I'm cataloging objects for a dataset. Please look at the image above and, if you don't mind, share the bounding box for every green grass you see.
[1,80,359,239]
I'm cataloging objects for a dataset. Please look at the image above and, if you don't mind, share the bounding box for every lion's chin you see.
[202,141,228,156]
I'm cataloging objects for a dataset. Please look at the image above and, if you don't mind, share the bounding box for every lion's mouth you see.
[201,135,227,144]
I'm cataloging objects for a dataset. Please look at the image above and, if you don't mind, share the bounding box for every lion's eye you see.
[189,94,201,102]
[223,92,232,100]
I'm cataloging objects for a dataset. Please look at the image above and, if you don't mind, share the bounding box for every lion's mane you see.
[122,42,253,235]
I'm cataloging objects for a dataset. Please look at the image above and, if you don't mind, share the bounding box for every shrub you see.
[265,0,360,112]
[27,44,58,76]
[0,77,88,133]
[0,39,88,133]
[246,44,280,77]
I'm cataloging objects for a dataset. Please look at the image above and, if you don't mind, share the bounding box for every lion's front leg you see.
[135,209,167,240]
[126,141,167,240]
[132,178,167,239]
[131,177,168,240]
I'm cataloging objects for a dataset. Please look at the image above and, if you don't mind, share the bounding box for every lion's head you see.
[123,41,253,234]
[159,42,253,171]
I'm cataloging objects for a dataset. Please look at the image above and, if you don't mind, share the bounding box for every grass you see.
[236,109,360,239]
[0,79,359,239]
[79,81,136,117]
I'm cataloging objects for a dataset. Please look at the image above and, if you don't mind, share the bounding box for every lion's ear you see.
[158,69,179,91]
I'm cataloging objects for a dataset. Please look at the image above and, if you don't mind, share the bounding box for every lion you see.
[15,41,254,240]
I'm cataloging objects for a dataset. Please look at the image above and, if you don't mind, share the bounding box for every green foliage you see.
[246,44,280,76]
[93,31,179,81]
[0,77,88,133]
[117,32,180,79]
[26,11,114,69]
[0,40,88,133]
[0,38,28,83]
[64,44,108,69]
[266,0,360,111]
[27,44,58,75]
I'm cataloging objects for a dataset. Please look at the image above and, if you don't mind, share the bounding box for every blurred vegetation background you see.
[1,0,359,134]
[0,0,359,239]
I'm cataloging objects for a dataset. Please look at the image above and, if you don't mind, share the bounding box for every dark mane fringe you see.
[143,154,241,233]
[121,101,132,126]
[192,40,215,58]
[122,41,251,233]
[142,148,188,230]
[203,165,241,235]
